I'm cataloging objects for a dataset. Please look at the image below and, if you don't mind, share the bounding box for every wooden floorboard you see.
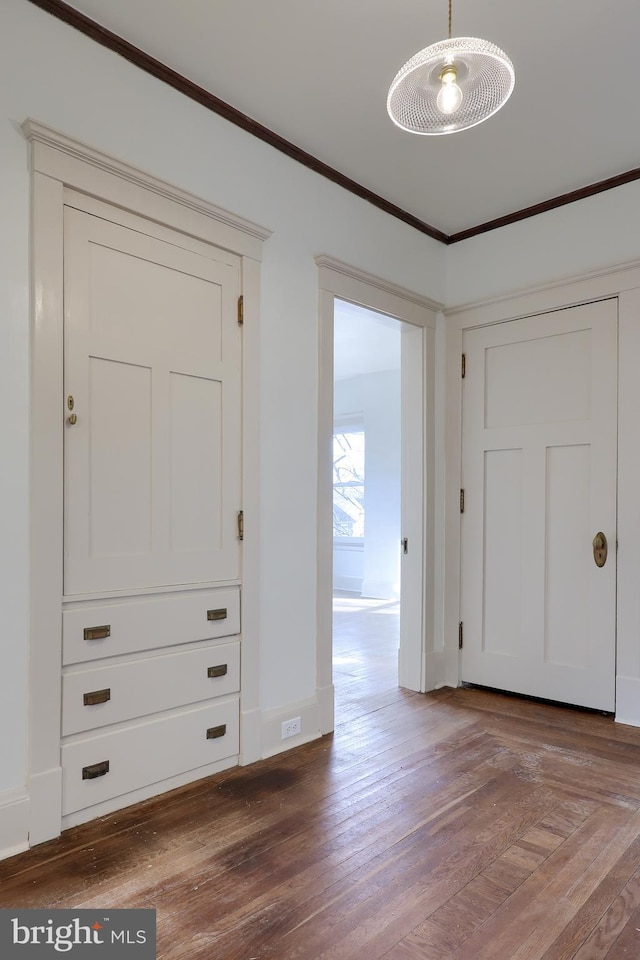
[2,600,640,958]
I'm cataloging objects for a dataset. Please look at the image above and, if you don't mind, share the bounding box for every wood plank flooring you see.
[2,599,640,958]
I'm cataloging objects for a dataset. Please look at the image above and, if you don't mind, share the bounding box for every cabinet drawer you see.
[62,640,240,736]
[63,588,240,665]
[62,698,239,815]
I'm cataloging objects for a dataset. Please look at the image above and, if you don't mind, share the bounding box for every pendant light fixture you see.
[387,0,515,135]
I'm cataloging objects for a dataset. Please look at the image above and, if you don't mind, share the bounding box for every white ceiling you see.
[61,0,640,237]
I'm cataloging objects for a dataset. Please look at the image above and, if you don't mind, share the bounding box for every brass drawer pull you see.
[207,608,227,622]
[83,624,111,641]
[83,688,111,706]
[82,760,110,780]
[206,724,227,740]
[207,664,228,679]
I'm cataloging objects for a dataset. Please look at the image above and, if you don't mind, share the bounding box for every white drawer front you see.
[62,698,239,815]
[62,588,240,665]
[62,640,240,736]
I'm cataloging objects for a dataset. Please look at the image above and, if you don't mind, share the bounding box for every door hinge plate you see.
[461,353,466,378]
[460,489,465,513]
[237,510,244,541]
[237,295,244,325]
[458,621,463,650]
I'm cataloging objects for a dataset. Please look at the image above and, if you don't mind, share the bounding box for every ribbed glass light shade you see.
[387,37,515,135]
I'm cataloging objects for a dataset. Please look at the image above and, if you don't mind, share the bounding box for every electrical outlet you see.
[281,716,301,739]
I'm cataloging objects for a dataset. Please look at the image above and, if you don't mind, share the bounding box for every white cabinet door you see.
[63,207,242,595]
[461,300,617,711]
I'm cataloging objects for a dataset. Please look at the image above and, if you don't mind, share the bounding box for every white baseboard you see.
[425,648,453,691]
[333,575,362,593]
[27,766,62,848]
[240,706,262,765]
[360,579,398,601]
[0,788,29,861]
[615,676,640,727]
[261,696,322,759]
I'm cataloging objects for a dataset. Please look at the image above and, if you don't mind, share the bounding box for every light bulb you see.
[436,64,463,115]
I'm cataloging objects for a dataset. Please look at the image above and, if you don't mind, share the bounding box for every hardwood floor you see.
[2,601,640,959]
[332,591,400,721]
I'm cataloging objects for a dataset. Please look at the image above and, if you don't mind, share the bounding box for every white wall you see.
[447,182,640,308]
[334,370,401,599]
[0,0,445,849]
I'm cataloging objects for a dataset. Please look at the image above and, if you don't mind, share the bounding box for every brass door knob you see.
[593,532,608,567]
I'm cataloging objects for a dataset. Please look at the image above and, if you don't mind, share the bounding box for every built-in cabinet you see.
[20,118,272,841]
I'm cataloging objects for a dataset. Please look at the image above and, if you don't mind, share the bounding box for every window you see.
[333,430,365,538]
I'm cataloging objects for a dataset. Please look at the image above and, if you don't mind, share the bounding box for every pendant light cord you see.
[448,0,452,39]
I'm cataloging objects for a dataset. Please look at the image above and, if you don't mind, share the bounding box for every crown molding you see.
[447,167,640,244]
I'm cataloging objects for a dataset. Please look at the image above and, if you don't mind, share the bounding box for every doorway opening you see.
[316,256,438,740]
[332,299,404,718]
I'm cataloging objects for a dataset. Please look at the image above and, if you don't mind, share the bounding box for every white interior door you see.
[63,207,242,595]
[460,300,617,711]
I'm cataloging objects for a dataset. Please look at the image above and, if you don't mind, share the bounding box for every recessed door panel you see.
[483,448,523,658]
[544,444,591,669]
[484,329,591,428]
[88,358,152,559]
[170,373,223,554]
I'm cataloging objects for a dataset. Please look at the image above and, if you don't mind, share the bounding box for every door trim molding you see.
[23,119,271,253]
[316,257,440,725]
[315,255,443,315]
[25,120,266,846]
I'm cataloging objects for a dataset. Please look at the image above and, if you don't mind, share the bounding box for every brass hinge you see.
[461,353,466,378]
[458,621,464,650]
[460,489,465,514]
[237,295,244,326]
[237,510,244,541]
